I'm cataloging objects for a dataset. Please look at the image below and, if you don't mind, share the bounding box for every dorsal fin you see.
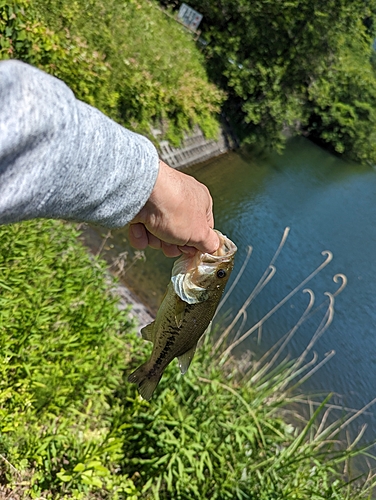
[140,321,155,342]
[178,344,197,374]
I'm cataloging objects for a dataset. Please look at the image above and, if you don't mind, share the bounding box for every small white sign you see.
[178,3,203,32]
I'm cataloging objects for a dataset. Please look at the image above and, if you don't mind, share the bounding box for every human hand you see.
[129,160,220,257]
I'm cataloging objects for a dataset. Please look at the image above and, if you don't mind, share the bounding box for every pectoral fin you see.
[140,321,155,342]
[178,344,197,374]
[174,296,187,328]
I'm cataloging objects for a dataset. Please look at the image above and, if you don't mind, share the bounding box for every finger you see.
[178,245,197,256]
[146,231,162,250]
[129,223,148,249]
[162,242,182,258]
[192,228,220,255]
[207,198,215,228]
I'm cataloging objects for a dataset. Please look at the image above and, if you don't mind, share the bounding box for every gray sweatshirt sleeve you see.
[0,60,160,227]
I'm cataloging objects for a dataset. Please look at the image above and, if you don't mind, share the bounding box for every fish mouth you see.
[171,230,237,304]
[199,229,237,263]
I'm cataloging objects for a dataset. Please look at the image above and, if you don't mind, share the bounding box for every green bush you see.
[0,220,138,498]
[0,0,117,111]
[0,0,224,146]
[306,26,376,164]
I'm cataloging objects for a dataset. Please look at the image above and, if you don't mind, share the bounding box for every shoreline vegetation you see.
[160,0,376,165]
[1,0,376,498]
[1,220,376,498]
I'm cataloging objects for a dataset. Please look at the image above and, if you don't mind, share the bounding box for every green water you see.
[86,136,376,444]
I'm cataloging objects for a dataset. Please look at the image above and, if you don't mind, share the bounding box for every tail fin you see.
[128,364,162,401]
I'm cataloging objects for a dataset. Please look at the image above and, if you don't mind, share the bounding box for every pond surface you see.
[86,136,376,445]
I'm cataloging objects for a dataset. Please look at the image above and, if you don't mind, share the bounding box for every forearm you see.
[0,60,159,227]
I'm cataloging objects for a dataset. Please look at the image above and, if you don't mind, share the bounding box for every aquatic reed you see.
[122,227,376,499]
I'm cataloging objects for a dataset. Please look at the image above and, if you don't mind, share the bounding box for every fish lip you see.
[199,247,237,264]
[196,230,237,265]
[171,230,237,304]
[172,230,237,277]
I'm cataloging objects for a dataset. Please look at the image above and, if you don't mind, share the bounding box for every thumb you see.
[194,228,220,255]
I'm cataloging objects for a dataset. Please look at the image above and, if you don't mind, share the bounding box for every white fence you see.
[154,125,231,169]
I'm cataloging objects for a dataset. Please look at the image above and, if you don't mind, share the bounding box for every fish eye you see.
[217,269,227,279]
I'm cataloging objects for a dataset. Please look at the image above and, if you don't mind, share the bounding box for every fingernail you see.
[131,224,143,239]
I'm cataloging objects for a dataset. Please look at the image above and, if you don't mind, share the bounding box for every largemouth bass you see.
[128,230,237,400]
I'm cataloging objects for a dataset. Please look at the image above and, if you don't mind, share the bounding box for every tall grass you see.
[0,220,375,498]
[121,228,376,499]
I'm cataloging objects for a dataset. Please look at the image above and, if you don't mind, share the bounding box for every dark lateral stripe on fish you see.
[147,305,197,378]
[148,334,178,377]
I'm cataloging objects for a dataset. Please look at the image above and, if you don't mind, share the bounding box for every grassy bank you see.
[0,0,224,146]
[0,219,375,499]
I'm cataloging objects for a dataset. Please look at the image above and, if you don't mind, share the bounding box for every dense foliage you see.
[0,220,134,498]
[306,26,376,162]
[0,0,223,145]
[0,220,375,498]
[162,0,376,163]
[3,0,376,161]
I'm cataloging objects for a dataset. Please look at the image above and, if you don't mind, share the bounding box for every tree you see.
[162,0,376,163]
[306,22,376,163]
